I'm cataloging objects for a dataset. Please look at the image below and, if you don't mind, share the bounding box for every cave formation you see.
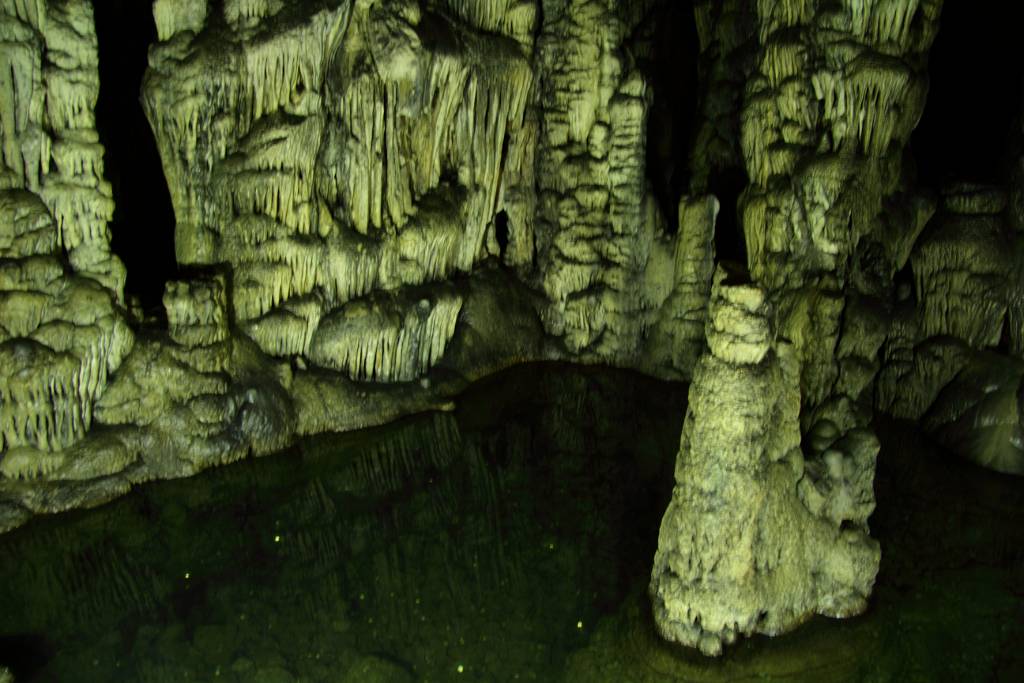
[1,0,1023,677]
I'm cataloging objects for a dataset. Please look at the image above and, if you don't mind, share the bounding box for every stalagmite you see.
[650,0,946,655]
[164,274,230,348]
[650,268,879,656]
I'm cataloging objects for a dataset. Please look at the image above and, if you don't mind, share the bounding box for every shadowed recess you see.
[911,0,1023,186]
[93,0,178,310]
[633,0,700,233]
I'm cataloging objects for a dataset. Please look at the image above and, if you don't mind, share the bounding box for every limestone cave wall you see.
[1,0,1023,659]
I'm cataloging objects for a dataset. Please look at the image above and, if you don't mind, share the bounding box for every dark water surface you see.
[0,364,1021,682]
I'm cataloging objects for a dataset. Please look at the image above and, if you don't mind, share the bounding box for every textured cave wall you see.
[0,0,133,475]
[686,0,756,265]
[533,0,662,360]
[144,0,533,379]
[873,0,1024,476]
[140,0,716,381]
[738,0,940,406]
[532,0,717,373]
[731,0,942,511]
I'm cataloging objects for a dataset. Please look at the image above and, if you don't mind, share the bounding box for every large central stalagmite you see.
[650,267,879,655]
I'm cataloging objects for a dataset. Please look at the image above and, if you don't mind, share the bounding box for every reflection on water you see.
[0,364,1022,682]
[0,364,684,682]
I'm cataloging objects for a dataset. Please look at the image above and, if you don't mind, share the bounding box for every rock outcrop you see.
[139,0,717,381]
[876,182,1024,474]
[738,0,940,398]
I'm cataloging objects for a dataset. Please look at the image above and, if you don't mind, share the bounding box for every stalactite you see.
[309,290,463,383]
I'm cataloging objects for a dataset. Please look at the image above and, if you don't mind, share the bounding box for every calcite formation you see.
[0,0,132,476]
[651,0,942,656]
[140,0,715,379]
[142,0,536,371]
[643,195,718,372]
[738,0,941,387]
[533,0,657,359]
[912,185,1011,348]
[308,288,462,382]
[922,351,1024,475]
[0,0,126,295]
[687,0,756,192]
[650,268,879,656]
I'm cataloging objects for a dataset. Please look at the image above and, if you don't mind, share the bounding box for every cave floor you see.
[0,364,1021,682]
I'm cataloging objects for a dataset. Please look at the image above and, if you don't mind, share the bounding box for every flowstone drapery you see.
[143,0,534,381]
[1,0,719,533]
[141,0,714,379]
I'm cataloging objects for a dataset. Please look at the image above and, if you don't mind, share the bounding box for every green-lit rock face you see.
[3,0,1024,667]
[140,0,718,378]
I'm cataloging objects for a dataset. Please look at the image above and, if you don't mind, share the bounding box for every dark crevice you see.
[709,167,748,267]
[911,0,1023,188]
[997,315,1012,355]
[495,210,510,259]
[93,1,177,311]
[633,0,700,233]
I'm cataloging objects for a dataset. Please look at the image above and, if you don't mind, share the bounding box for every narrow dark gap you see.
[93,1,177,312]
[911,0,1023,188]
[708,167,748,267]
[633,0,700,233]
[500,132,510,167]
[997,316,1012,355]
[495,210,510,259]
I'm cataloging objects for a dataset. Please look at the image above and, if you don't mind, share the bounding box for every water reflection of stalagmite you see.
[283,406,532,646]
